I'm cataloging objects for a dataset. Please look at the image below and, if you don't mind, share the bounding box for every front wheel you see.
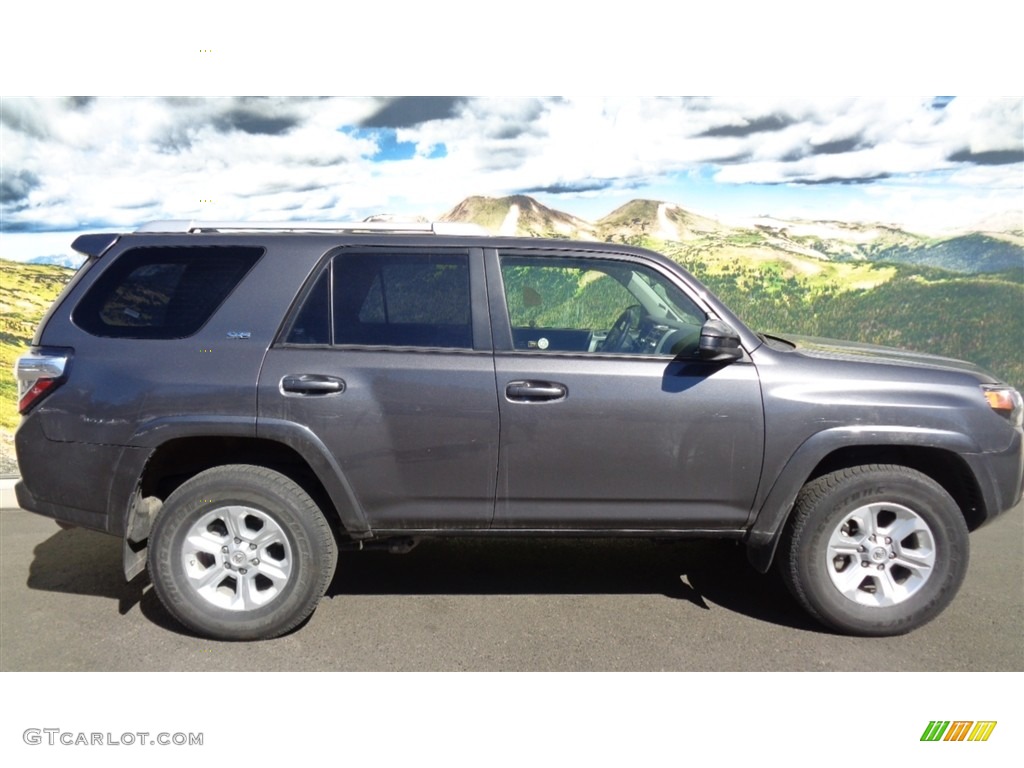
[148,465,337,641]
[779,465,969,636]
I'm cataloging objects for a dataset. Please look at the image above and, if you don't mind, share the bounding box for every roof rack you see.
[135,220,490,236]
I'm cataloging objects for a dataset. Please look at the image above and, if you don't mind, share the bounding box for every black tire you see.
[778,464,969,636]
[148,464,337,641]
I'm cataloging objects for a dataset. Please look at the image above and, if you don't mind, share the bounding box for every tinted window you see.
[502,262,636,331]
[285,252,472,349]
[500,255,706,356]
[285,268,331,345]
[74,246,262,339]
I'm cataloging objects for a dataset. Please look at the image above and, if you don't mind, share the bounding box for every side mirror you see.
[698,319,743,362]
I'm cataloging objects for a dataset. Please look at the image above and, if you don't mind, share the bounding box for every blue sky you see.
[2,96,1021,262]
[2,2,1023,263]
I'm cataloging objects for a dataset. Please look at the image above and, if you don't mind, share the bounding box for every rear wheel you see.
[149,465,337,641]
[779,465,969,636]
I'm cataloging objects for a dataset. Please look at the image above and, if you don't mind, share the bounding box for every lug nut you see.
[877,564,885,570]
[862,561,869,567]
[239,568,247,575]
[234,538,242,545]
[249,543,257,550]
[885,537,892,544]
[224,563,231,569]
[857,546,866,553]
[251,559,260,566]
[221,545,229,553]
[889,552,896,559]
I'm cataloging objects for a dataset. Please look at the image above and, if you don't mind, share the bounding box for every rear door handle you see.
[281,374,346,395]
[505,380,568,403]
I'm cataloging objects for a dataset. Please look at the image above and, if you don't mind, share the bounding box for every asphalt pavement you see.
[2,492,1021,672]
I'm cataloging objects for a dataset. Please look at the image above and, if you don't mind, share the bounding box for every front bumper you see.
[965,427,1024,526]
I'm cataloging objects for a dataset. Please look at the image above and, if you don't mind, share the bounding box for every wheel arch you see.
[745,428,987,573]
[807,446,984,529]
[121,433,369,570]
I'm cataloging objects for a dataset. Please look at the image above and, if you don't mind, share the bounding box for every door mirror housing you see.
[698,319,743,362]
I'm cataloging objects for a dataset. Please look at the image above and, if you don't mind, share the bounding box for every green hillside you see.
[870,233,1024,275]
[656,239,1024,390]
[1,260,74,470]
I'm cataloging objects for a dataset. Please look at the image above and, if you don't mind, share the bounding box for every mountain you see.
[732,217,1023,275]
[440,195,598,240]
[746,218,923,260]
[439,195,1023,277]
[966,210,1024,238]
[597,199,730,243]
[868,234,1024,275]
[28,254,87,269]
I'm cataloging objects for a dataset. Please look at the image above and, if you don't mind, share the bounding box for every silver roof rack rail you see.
[135,220,490,235]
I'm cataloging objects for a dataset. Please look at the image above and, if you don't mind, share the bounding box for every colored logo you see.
[921,721,997,742]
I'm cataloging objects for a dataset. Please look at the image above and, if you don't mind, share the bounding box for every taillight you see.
[15,349,70,414]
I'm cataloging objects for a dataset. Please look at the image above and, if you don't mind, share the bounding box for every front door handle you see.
[281,374,346,395]
[505,380,568,403]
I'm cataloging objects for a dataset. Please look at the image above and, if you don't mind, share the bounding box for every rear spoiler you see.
[71,233,120,258]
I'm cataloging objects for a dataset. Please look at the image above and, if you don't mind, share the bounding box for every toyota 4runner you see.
[13,220,1024,640]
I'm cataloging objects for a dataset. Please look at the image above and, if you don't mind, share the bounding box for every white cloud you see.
[2,96,1021,241]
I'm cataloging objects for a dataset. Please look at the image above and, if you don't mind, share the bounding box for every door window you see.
[499,255,706,356]
[285,251,473,349]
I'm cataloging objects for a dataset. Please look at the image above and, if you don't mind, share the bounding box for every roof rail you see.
[135,220,490,236]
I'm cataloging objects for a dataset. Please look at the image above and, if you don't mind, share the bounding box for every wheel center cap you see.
[870,546,888,563]
[230,550,247,566]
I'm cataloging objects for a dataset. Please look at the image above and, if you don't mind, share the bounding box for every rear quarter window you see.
[72,246,263,339]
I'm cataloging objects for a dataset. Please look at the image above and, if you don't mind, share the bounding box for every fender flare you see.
[745,425,980,573]
[117,416,371,566]
[255,418,371,537]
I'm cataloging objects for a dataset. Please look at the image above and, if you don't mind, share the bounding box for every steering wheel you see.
[601,305,643,352]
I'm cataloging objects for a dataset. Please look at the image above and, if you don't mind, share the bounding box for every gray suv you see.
[14,221,1024,640]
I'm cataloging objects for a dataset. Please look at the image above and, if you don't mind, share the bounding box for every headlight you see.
[983,386,1023,428]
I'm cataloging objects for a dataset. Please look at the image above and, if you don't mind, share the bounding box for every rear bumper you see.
[14,415,140,536]
[15,480,112,532]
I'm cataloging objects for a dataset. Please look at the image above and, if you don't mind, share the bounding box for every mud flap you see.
[123,496,162,580]
[123,536,148,581]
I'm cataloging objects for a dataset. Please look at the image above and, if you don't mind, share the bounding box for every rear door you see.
[488,248,765,531]
[258,246,499,530]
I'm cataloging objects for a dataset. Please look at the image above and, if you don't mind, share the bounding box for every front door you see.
[489,249,764,531]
